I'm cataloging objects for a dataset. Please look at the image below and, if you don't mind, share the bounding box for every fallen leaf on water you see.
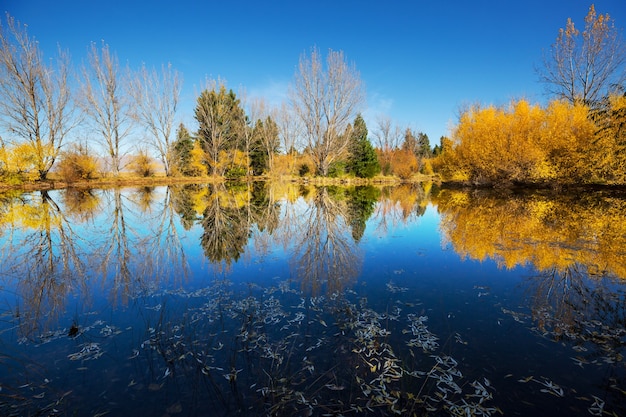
[166,402,183,414]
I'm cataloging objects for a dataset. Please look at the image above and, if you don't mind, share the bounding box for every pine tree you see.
[194,81,246,175]
[347,114,380,178]
[172,123,205,176]
[172,123,192,175]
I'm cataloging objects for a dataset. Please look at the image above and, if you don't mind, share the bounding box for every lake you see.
[0,183,624,416]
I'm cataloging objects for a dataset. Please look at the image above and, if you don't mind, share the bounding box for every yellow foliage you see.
[191,186,209,215]
[440,99,598,184]
[214,149,248,177]
[1,143,38,178]
[129,151,157,177]
[189,141,208,176]
[57,146,100,182]
[590,93,626,183]
[3,195,62,230]
[390,149,418,179]
[421,159,434,175]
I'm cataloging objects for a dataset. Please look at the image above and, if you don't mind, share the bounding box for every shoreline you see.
[0,174,413,192]
[3,175,626,194]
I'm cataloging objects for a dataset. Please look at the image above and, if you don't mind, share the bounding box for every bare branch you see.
[289,47,365,175]
[128,62,181,175]
[539,5,626,106]
[0,13,76,179]
[78,41,133,174]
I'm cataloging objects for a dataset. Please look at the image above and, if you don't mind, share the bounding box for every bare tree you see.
[79,41,133,175]
[0,13,75,180]
[372,115,402,151]
[276,102,302,174]
[290,47,364,176]
[539,4,626,105]
[129,63,181,176]
[372,115,402,175]
[276,102,301,153]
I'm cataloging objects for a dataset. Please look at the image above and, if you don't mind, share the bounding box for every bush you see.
[390,149,419,179]
[130,151,156,177]
[225,165,246,179]
[327,161,346,178]
[57,145,100,182]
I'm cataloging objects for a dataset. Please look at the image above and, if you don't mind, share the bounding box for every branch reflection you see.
[291,186,362,295]
[0,190,88,338]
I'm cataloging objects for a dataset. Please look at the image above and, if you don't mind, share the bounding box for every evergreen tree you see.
[172,123,194,175]
[346,114,380,178]
[194,82,246,175]
[250,120,268,175]
[417,132,432,158]
[402,128,432,158]
[250,116,280,175]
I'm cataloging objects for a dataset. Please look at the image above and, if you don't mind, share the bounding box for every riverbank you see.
[0,173,435,192]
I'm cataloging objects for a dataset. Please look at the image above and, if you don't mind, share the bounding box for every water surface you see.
[1,183,624,416]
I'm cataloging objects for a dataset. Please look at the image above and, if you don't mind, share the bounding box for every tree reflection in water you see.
[199,183,254,269]
[1,184,626,416]
[436,188,626,405]
[291,186,362,295]
[0,190,88,338]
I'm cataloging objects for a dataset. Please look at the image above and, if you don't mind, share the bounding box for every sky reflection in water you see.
[0,184,624,416]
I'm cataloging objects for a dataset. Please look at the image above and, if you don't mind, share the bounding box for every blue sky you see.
[4,0,626,144]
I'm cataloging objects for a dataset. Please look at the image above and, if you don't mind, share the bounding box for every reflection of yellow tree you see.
[0,191,87,337]
[61,188,102,223]
[173,182,283,267]
[436,189,626,361]
[129,186,159,213]
[435,189,626,278]
[291,187,361,295]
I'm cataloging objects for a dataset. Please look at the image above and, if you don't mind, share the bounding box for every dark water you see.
[0,183,624,416]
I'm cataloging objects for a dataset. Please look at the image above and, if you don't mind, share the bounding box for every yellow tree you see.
[541,100,596,182]
[443,99,597,184]
[451,100,546,184]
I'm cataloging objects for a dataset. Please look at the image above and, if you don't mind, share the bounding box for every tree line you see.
[1,5,624,187]
[0,14,434,184]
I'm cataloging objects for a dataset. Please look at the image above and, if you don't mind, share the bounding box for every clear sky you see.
[3,0,626,144]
